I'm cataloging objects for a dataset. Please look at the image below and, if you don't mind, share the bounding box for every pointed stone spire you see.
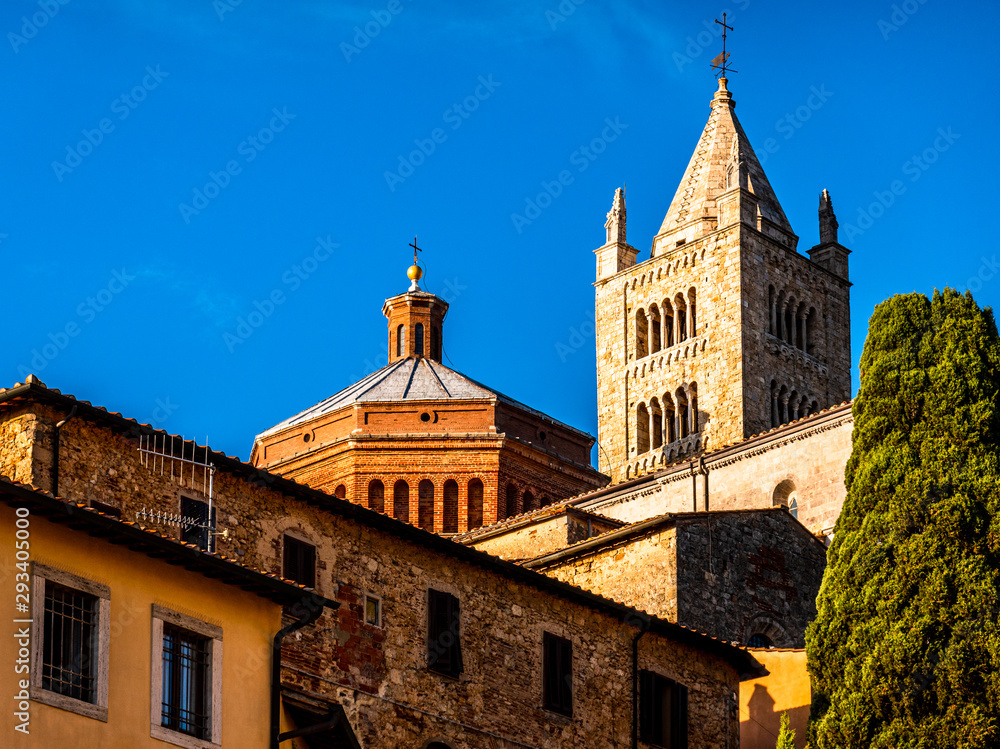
[605,186,627,245]
[808,188,850,280]
[653,77,796,254]
[818,189,838,244]
[595,185,638,281]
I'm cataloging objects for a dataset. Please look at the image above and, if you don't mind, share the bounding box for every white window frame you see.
[150,605,223,749]
[364,592,383,627]
[30,563,110,722]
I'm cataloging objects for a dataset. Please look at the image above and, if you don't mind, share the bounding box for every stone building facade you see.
[0,378,764,748]
[594,77,852,484]
[251,274,607,535]
[520,509,828,650]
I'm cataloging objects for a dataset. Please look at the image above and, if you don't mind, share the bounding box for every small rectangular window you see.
[30,564,110,722]
[150,605,223,748]
[542,632,573,716]
[639,670,689,748]
[282,535,316,588]
[161,625,211,740]
[42,583,98,703]
[427,589,462,676]
[364,594,382,627]
[181,497,215,552]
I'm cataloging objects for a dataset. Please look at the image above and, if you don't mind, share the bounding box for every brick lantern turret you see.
[382,263,449,363]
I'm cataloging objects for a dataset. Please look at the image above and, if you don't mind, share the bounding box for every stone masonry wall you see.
[675,511,827,648]
[595,223,745,484]
[741,230,851,439]
[3,403,748,748]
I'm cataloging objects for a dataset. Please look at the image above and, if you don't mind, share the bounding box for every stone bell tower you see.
[594,77,852,483]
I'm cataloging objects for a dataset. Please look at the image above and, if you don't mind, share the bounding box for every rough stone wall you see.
[7,404,746,748]
[0,407,48,485]
[537,527,680,623]
[674,511,826,648]
[533,511,825,648]
[581,406,852,536]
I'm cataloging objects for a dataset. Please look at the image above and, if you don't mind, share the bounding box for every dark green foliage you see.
[806,289,1000,749]
[775,711,796,749]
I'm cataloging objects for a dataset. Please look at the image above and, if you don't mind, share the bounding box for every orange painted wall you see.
[0,503,280,748]
[740,648,810,749]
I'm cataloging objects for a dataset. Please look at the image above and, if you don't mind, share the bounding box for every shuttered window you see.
[542,632,572,716]
[639,670,689,748]
[427,589,462,677]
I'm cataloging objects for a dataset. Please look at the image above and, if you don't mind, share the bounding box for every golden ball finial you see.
[407,264,423,282]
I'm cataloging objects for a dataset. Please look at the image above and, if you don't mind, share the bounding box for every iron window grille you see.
[542,632,573,716]
[42,582,98,703]
[161,624,212,741]
[639,670,689,748]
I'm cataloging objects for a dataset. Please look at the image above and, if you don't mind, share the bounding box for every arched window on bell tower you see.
[396,325,405,357]
[415,323,424,356]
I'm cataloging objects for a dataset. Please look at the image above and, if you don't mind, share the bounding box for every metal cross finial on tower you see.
[406,236,424,290]
[711,13,738,78]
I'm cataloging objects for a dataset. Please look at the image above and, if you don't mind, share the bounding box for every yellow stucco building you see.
[1,477,336,749]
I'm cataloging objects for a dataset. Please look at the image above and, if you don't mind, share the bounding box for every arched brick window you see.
[523,490,535,513]
[334,484,346,499]
[636,402,650,453]
[806,307,817,354]
[418,479,434,531]
[775,290,786,339]
[467,479,484,529]
[368,479,385,513]
[784,297,796,346]
[433,326,442,360]
[442,480,459,534]
[505,482,518,520]
[636,309,648,358]
[396,324,405,357]
[796,302,807,350]
[393,480,409,523]
[415,323,424,356]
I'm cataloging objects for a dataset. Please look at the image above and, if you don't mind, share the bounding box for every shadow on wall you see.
[740,683,810,749]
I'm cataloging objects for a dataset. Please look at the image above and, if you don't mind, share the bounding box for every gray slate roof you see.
[256,357,592,440]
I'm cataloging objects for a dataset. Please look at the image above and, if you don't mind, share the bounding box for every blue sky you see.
[4,0,996,462]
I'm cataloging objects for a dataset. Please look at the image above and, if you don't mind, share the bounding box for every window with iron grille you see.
[151,605,222,747]
[639,670,689,748]
[542,632,572,716]
[42,582,97,703]
[427,589,462,677]
[282,535,316,588]
[161,624,212,740]
[30,564,110,722]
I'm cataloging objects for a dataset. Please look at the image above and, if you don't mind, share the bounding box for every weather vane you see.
[710,13,738,78]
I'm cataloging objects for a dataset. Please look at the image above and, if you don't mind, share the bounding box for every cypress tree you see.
[775,711,796,749]
[806,289,1000,749]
